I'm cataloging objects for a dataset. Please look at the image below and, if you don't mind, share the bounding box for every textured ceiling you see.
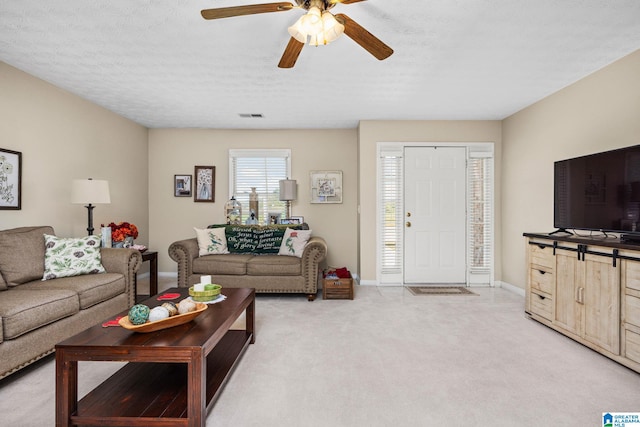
[1,0,639,129]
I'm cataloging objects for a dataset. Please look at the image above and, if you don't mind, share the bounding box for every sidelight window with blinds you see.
[229,149,291,224]
[467,152,494,283]
[377,144,494,285]
[378,147,404,283]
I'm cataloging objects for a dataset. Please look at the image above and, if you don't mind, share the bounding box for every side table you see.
[135,250,158,300]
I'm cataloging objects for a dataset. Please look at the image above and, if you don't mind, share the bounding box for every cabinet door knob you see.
[406,221,412,228]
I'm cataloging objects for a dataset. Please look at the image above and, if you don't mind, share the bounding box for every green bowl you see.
[189,284,222,302]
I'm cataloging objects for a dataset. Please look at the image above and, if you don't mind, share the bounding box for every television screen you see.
[554,145,640,233]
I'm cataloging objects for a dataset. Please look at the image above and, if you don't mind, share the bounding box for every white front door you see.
[404,146,467,283]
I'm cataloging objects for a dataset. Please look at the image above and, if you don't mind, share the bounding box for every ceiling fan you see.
[201,0,394,68]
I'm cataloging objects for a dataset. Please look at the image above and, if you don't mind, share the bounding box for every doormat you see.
[407,286,478,296]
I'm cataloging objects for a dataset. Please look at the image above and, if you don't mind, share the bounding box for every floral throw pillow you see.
[194,227,229,256]
[278,228,312,258]
[42,234,105,281]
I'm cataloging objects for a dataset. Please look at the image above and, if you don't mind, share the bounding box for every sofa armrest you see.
[100,248,142,307]
[168,238,200,288]
[301,236,328,295]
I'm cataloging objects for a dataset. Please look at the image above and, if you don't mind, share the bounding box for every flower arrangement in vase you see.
[105,222,138,248]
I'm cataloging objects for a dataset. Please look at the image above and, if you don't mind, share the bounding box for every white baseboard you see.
[496,280,525,297]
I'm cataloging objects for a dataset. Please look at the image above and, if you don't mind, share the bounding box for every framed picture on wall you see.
[194,166,215,202]
[174,174,192,197]
[0,148,21,210]
[310,170,342,204]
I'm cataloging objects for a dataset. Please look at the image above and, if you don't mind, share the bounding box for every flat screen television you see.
[554,144,640,234]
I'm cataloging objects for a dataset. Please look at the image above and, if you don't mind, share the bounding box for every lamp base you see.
[85,204,95,236]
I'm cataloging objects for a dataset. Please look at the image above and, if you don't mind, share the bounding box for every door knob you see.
[406,221,412,227]
[407,212,411,217]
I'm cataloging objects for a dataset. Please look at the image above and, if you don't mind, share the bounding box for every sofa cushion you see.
[194,227,229,256]
[0,226,54,287]
[42,234,105,280]
[278,228,312,258]
[192,254,254,276]
[21,273,125,309]
[247,255,301,276]
[0,273,6,291]
[0,288,79,340]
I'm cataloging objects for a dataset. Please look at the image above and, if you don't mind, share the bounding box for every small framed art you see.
[267,211,282,225]
[174,174,192,197]
[310,170,342,204]
[194,166,215,202]
[0,148,21,210]
[281,218,301,225]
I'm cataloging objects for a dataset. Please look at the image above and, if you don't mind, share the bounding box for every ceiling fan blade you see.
[201,2,294,20]
[278,37,305,68]
[331,0,368,4]
[335,13,393,60]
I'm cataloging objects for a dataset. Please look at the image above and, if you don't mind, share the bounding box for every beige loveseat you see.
[0,226,141,379]
[169,224,327,301]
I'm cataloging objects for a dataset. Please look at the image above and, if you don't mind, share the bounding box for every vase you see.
[112,241,125,248]
[249,187,259,221]
[124,236,134,248]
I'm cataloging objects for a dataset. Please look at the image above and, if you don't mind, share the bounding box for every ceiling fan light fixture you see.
[301,6,323,35]
[321,11,344,43]
[288,17,308,43]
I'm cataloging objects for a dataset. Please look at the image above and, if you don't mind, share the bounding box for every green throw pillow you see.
[42,234,105,280]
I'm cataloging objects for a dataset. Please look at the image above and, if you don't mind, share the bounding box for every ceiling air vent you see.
[239,113,264,118]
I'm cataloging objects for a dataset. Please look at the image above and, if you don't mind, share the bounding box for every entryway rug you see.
[407,286,478,296]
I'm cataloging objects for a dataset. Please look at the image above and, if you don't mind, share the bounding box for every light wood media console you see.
[524,233,640,374]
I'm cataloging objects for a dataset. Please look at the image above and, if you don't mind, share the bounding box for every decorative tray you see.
[118,302,207,333]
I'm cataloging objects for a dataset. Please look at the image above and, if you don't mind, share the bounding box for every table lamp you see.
[71,178,111,236]
[279,179,297,218]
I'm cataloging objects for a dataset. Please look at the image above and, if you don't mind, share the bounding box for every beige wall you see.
[357,120,503,283]
[148,128,358,274]
[501,49,640,288]
[6,47,637,291]
[0,62,149,240]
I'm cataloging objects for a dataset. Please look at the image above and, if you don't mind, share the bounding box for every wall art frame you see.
[194,166,215,202]
[174,174,192,197]
[0,148,21,210]
[310,170,342,204]
[267,211,282,225]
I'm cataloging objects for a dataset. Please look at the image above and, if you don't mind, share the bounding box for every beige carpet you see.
[1,277,640,427]
[407,285,478,296]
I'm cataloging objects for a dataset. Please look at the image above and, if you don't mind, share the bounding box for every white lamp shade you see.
[279,179,297,201]
[71,179,111,204]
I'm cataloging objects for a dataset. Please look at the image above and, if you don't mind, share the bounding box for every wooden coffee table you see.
[55,287,255,427]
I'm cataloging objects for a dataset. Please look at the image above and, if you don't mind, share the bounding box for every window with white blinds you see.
[467,154,494,276]
[379,148,404,279]
[229,149,291,224]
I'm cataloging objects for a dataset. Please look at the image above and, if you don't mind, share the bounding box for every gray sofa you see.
[169,225,327,301]
[0,226,141,379]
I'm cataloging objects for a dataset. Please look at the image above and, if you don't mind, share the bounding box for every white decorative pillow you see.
[194,227,229,256]
[278,228,312,258]
[42,234,105,281]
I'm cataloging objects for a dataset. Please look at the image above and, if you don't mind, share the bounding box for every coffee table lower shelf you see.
[71,330,251,426]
